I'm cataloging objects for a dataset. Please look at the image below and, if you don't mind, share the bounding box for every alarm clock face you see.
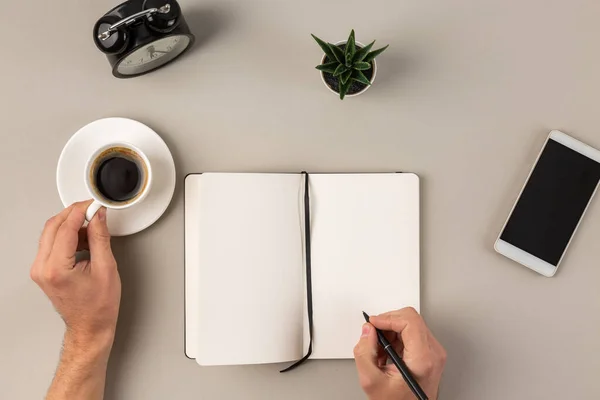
[116,35,191,76]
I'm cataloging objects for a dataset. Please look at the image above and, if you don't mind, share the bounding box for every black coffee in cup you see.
[90,147,148,204]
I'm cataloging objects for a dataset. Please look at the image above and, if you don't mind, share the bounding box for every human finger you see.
[377,347,388,368]
[387,333,405,356]
[53,201,91,261]
[87,207,116,268]
[370,308,429,355]
[375,331,404,371]
[37,205,75,261]
[354,323,386,393]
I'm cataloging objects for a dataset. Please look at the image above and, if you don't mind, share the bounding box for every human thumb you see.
[354,323,385,391]
[87,207,115,265]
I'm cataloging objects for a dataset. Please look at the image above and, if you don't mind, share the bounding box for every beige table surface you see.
[2,0,600,399]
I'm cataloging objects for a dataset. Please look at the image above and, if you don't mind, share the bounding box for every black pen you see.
[362,311,429,400]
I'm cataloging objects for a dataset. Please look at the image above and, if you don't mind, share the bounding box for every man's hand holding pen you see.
[354,308,447,400]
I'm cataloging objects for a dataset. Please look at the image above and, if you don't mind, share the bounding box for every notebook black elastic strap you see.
[280,172,313,373]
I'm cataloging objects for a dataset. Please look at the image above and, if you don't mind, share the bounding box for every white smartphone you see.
[495,130,600,277]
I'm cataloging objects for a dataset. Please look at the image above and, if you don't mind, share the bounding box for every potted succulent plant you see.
[312,30,388,100]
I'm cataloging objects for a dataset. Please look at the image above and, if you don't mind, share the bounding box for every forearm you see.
[46,330,114,400]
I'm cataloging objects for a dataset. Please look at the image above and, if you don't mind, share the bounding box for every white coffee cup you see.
[84,142,153,221]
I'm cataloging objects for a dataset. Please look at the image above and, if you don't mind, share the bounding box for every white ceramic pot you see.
[319,40,378,98]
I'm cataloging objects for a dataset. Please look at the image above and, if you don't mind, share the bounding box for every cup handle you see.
[86,201,103,222]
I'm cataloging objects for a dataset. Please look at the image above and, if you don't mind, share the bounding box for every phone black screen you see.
[500,139,600,266]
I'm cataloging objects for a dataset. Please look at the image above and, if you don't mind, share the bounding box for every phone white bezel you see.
[494,130,600,277]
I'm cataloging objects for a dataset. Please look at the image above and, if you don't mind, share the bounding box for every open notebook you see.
[185,173,420,368]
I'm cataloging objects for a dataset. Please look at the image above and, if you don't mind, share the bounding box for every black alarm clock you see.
[93,0,195,78]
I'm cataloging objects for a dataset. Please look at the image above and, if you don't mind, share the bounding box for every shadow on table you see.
[101,120,187,399]
[153,123,185,226]
[434,323,472,400]
[184,5,234,55]
[104,239,144,400]
[374,49,421,89]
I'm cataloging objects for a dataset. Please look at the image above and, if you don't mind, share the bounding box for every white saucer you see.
[57,118,176,236]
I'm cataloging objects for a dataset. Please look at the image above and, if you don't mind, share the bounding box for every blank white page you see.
[309,173,420,359]
[185,173,305,366]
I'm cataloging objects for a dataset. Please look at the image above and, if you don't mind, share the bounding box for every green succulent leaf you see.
[311,34,336,60]
[352,69,371,86]
[353,61,371,71]
[333,64,348,77]
[345,30,356,66]
[339,78,352,100]
[354,40,375,62]
[363,44,389,63]
[328,42,346,64]
[315,61,339,74]
[341,69,352,84]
